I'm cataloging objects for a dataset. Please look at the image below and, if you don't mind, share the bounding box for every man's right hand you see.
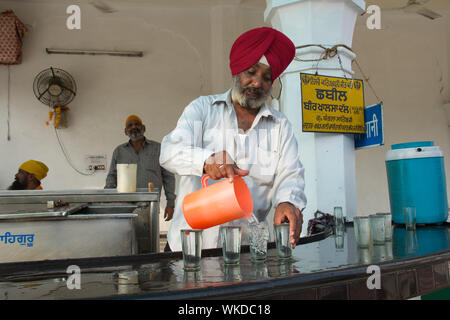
[203,151,249,181]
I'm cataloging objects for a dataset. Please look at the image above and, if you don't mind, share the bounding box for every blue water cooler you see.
[385,141,448,224]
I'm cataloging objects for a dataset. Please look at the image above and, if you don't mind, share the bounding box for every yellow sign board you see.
[300,73,365,134]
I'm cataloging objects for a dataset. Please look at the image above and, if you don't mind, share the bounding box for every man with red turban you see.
[161,27,306,252]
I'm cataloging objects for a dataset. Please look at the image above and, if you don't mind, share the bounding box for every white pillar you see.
[265,0,366,230]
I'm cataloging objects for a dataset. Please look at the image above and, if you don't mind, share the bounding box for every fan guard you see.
[33,67,77,107]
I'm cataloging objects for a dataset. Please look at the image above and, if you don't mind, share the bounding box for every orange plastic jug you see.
[183,175,253,229]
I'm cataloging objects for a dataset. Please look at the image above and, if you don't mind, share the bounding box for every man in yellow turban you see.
[8,160,49,190]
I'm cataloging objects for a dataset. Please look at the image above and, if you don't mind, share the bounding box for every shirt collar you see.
[212,89,276,120]
[126,137,149,146]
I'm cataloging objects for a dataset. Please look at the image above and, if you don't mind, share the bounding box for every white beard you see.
[231,75,271,110]
[127,131,144,141]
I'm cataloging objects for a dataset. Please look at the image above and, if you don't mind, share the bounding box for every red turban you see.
[229,27,295,82]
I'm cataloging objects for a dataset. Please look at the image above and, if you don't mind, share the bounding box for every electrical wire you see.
[54,126,95,176]
[7,65,11,141]
[353,58,383,104]
[294,43,383,103]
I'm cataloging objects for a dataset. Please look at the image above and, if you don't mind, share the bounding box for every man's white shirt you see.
[160,89,306,251]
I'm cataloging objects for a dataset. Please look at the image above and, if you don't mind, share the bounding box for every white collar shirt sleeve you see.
[160,90,306,251]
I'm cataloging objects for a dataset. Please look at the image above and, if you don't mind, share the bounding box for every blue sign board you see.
[355,103,384,149]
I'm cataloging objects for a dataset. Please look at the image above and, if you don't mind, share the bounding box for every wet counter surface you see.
[0,224,448,300]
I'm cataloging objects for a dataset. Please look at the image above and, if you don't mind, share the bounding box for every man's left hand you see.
[164,206,175,221]
[274,202,303,248]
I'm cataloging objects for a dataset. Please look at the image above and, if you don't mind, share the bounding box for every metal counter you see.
[0,224,447,300]
[0,189,160,263]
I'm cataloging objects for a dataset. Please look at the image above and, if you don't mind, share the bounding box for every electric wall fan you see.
[33,67,77,127]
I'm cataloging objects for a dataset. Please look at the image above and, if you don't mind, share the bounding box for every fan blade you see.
[60,85,77,96]
[38,87,49,101]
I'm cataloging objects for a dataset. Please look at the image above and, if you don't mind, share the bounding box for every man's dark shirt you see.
[105,138,176,206]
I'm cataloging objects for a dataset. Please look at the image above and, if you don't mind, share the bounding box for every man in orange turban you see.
[105,115,176,222]
[8,160,49,190]
[161,27,306,252]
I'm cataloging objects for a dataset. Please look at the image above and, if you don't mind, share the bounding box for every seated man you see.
[8,160,49,190]
[105,115,176,221]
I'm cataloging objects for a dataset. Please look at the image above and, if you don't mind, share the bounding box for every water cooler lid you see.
[386,141,443,161]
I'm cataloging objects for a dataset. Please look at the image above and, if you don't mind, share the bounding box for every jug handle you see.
[201,175,210,188]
